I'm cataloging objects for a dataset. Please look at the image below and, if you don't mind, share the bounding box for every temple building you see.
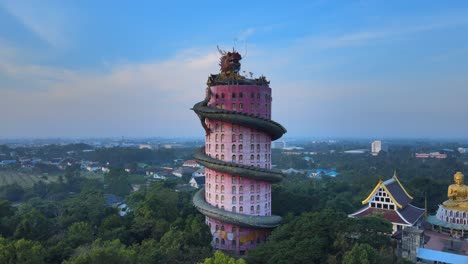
[427,172,468,237]
[191,47,286,254]
[349,172,425,233]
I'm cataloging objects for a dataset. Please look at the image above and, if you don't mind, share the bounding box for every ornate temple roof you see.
[350,172,425,226]
[362,172,413,209]
[350,203,425,226]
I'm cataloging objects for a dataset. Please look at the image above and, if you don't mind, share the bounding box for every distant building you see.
[86,166,102,172]
[103,183,130,218]
[282,168,301,174]
[0,160,17,166]
[183,160,200,168]
[272,141,286,149]
[189,176,205,189]
[172,168,183,177]
[308,169,339,178]
[344,149,368,154]
[192,168,205,177]
[282,151,303,155]
[458,147,468,154]
[138,144,152,150]
[415,152,447,159]
[349,172,425,233]
[371,140,382,156]
[163,144,184,149]
[283,146,304,151]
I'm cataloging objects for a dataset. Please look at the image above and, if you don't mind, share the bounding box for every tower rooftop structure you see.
[191,47,286,254]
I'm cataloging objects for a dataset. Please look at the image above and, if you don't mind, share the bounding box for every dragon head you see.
[218,46,242,75]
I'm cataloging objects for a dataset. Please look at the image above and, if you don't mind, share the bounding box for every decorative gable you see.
[362,174,413,209]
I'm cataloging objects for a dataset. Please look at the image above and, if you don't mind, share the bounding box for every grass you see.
[0,171,60,188]
[128,174,150,184]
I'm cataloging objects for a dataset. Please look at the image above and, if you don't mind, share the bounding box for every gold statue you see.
[442,172,468,210]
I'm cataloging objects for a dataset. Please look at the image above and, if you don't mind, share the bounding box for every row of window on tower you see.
[210,153,270,167]
[208,193,271,205]
[212,102,271,117]
[205,174,273,191]
[212,202,270,215]
[207,182,271,194]
[209,124,270,138]
[207,143,271,154]
[213,92,271,102]
[208,131,271,143]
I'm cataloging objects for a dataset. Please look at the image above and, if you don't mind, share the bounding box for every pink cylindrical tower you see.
[193,48,286,255]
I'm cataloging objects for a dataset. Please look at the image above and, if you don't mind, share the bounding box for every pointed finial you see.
[393,169,397,178]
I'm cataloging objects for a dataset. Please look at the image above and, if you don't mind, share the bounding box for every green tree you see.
[0,236,46,264]
[133,184,178,222]
[199,251,247,264]
[248,210,347,264]
[64,239,137,264]
[0,199,14,218]
[105,168,131,196]
[14,209,52,241]
[342,244,378,264]
[0,183,24,201]
[134,239,162,264]
[59,188,109,227]
[248,210,395,264]
[66,222,94,247]
[348,216,393,250]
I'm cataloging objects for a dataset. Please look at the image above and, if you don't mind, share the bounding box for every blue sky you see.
[0,0,467,138]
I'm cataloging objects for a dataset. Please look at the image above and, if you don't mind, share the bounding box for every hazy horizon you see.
[1,1,468,138]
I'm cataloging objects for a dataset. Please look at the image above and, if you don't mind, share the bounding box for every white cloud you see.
[238,28,256,41]
[298,15,468,50]
[1,11,468,138]
[0,49,219,137]
[1,0,72,47]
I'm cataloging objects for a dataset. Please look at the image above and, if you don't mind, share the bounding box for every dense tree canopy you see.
[247,210,395,264]
[0,142,460,263]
